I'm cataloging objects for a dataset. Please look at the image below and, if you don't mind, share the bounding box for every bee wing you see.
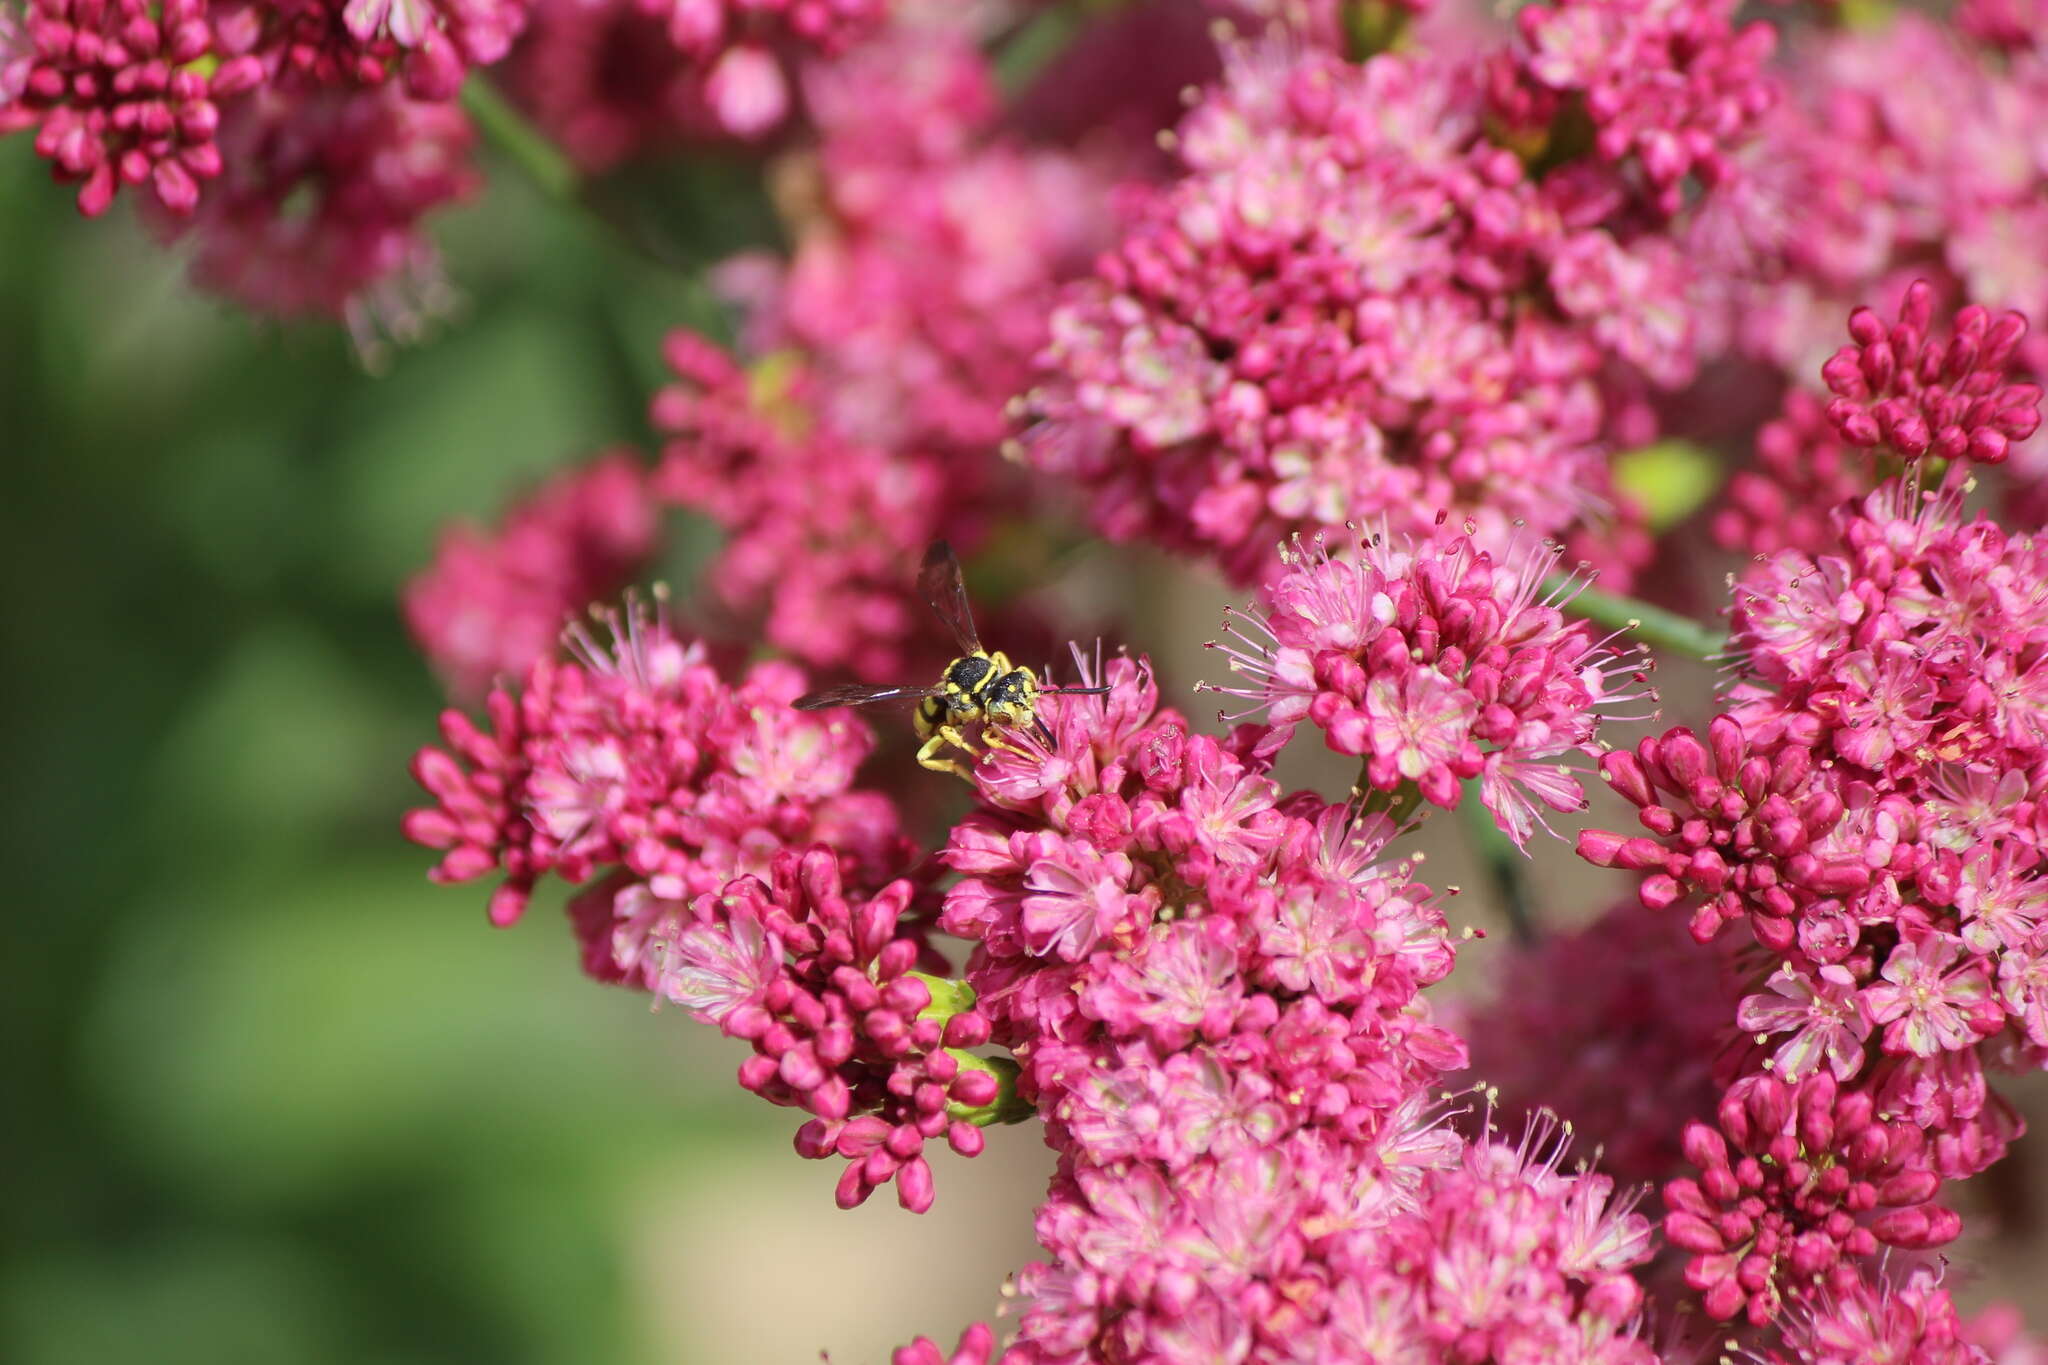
[793,682,944,711]
[918,539,982,656]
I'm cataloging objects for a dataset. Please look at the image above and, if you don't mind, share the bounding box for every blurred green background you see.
[0,137,1046,1364]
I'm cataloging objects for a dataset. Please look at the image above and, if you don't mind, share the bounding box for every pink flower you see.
[649,335,946,679]
[403,451,657,699]
[1861,930,2002,1058]
[1498,0,1777,219]
[1020,37,1665,587]
[1663,1072,1961,1325]
[1209,529,1646,842]
[1821,279,2042,464]
[649,898,782,1028]
[403,592,907,968]
[1017,838,1155,962]
[648,850,999,1213]
[1364,668,1477,805]
[1,0,264,216]
[1079,919,1243,1053]
[151,84,479,360]
[1737,963,1873,1084]
[1772,1263,1984,1365]
[1998,933,2048,1049]
[1954,841,2048,954]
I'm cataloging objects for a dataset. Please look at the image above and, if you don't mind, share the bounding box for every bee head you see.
[982,668,1040,725]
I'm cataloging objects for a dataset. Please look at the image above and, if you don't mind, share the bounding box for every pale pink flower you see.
[1862,930,2001,1058]
[1737,963,1873,1084]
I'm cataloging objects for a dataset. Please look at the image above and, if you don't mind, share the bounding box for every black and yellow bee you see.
[794,540,1109,778]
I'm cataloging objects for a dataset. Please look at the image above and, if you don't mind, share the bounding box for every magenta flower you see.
[403,593,907,967]
[1017,838,1155,962]
[649,334,949,680]
[646,850,996,1213]
[1498,0,1777,218]
[1999,933,2048,1050]
[1954,841,2048,954]
[1,0,264,216]
[1663,1072,1961,1325]
[1363,668,1478,807]
[1822,279,2042,464]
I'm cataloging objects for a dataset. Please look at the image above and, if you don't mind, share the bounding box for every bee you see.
[794,540,1110,778]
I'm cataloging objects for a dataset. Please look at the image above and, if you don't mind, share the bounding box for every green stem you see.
[1551,579,1725,663]
[1460,779,1533,943]
[461,76,579,205]
[994,2,1085,96]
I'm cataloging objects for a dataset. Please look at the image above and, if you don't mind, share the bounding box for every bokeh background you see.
[3,99,2043,1365]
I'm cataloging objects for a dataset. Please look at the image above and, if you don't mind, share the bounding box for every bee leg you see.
[1032,716,1056,749]
[982,722,1037,759]
[917,727,976,782]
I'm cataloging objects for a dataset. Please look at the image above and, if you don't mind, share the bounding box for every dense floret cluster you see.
[301,1,2048,1359]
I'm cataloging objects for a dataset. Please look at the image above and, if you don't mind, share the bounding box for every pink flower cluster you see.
[1491,0,1776,219]
[403,450,658,699]
[1207,527,1647,845]
[402,595,908,975]
[157,82,481,353]
[1821,281,2041,464]
[0,0,917,342]
[629,0,887,140]
[644,28,1114,679]
[648,847,999,1212]
[1697,12,2048,499]
[1662,1071,1961,1325]
[1018,12,1771,586]
[1457,899,1733,1186]
[918,654,1656,1360]
[649,334,949,681]
[717,23,1113,461]
[0,0,262,215]
[1580,309,2048,1322]
[0,0,526,218]
[339,5,2048,1359]
[1714,285,2041,558]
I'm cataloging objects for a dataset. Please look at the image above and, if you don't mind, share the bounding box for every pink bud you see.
[896,1157,934,1213]
[1872,1203,1961,1249]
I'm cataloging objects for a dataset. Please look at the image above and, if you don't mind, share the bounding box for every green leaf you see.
[1612,439,1721,532]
